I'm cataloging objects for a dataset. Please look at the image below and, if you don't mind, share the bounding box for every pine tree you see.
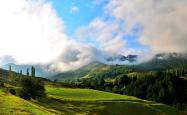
[8,65,12,81]
[9,65,11,72]
[26,68,29,77]
[20,70,22,75]
[31,66,35,77]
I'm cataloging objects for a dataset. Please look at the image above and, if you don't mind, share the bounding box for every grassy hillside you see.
[49,62,133,81]
[0,89,53,115]
[1,85,185,115]
[50,62,105,81]
[42,86,184,115]
[0,63,186,115]
[46,86,139,101]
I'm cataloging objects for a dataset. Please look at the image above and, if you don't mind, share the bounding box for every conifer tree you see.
[26,68,29,77]
[31,66,35,77]
[8,65,12,80]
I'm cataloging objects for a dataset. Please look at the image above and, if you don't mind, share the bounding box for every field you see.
[0,86,186,115]
[0,88,52,115]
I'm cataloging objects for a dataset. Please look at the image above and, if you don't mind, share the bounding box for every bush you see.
[19,77,46,100]
[9,89,16,95]
[0,81,4,87]
[19,88,31,100]
[112,85,123,94]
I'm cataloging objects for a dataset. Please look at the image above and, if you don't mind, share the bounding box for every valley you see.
[0,84,185,115]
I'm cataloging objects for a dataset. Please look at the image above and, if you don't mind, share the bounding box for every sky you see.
[0,0,186,72]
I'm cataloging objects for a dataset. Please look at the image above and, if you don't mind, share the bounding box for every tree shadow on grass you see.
[31,97,184,115]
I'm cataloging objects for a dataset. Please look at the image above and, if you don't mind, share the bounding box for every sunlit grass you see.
[0,89,53,115]
[0,86,185,115]
[45,86,184,115]
[46,86,139,101]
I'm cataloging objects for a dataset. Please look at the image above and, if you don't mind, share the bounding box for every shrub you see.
[19,77,46,100]
[9,89,16,95]
[0,81,4,87]
[19,88,31,100]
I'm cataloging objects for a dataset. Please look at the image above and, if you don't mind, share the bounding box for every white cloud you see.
[106,0,187,54]
[0,0,95,72]
[0,0,70,64]
[76,18,130,55]
[0,55,16,65]
[70,5,79,13]
[49,42,103,72]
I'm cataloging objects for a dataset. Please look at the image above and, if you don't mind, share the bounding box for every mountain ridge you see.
[49,52,187,81]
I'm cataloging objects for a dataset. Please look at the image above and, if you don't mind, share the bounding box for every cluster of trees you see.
[61,68,187,110]
[19,77,46,100]
[7,65,36,83]
[57,77,106,90]
[1,65,46,100]
[26,66,35,77]
[88,65,134,79]
[125,73,187,110]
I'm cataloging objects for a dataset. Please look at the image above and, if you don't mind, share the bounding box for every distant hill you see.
[49,53,187,81]
[0,68,8,79]
[49,62,105,81]
[135,53,187,71]
[0,63,55,77]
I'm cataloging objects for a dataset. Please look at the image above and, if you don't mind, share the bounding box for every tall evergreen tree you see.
[20,70,22,75]
[8,65,12,80]
[9,65,11,72]
[31,66,35,77]
[26,68,29,77]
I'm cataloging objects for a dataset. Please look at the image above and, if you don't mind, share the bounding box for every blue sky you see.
[51,0,146,51]
[51,0,105,35]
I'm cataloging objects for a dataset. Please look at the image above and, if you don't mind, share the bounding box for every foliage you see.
[31,66,35,77]
[124,71,187,110]
[61,68,187,111]
[19,77,46,100]
[9,89,16,95]
[0,81,4,87]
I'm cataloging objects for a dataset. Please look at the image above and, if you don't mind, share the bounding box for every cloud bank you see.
[0,0,69,64]
[0,0,186,72]
[106,0,187,53]
[0,0,95,71]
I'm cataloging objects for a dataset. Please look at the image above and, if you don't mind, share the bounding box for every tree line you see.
[0,65,46,100]
[57,68,187,111]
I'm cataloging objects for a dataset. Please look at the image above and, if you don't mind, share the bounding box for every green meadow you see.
[1,85,185,115]
[0,88,52,115]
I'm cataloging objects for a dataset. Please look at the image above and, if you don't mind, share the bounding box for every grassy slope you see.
[44,86,185,115]
[0,86,186,115]
[50,62,105,81]
[0,89,53,115]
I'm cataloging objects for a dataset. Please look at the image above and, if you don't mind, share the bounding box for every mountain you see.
[135,53,187,71]
[49,61,135,81]
[2,53,186,80]
[49,53,187,81]
[0,63,55,77]
[49,62,105,81]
